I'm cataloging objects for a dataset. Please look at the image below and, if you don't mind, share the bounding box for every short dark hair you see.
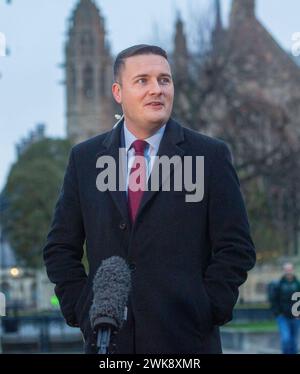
[113,44,169,82]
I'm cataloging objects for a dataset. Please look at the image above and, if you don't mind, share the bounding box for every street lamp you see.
[9,267,20,278]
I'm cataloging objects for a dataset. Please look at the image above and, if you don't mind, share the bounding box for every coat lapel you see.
[95,117,130,224]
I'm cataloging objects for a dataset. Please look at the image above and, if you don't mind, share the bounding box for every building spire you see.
[173,13,188,78]
[212,0,223,50]
[230,0,256,25]
[215,0,223,32]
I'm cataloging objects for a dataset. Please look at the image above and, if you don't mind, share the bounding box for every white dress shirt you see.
[123,122,166,193]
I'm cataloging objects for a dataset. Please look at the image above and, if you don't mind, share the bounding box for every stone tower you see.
[66,0,115,144]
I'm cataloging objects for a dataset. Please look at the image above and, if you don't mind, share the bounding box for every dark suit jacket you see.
[43,118,256,354]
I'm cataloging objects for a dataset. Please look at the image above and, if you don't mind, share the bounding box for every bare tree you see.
[170,5,300,258]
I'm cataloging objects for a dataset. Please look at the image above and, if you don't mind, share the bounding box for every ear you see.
[112,82,122,104]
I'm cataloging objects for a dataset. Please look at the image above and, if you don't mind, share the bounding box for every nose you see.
[149,79,162,95]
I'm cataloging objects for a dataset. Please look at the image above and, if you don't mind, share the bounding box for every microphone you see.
[89,256,131,354]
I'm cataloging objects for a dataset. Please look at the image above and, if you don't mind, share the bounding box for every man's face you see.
[112,54,174,132]
[283,263,295,280]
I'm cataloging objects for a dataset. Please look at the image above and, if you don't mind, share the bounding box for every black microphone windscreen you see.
[89,256,131,330]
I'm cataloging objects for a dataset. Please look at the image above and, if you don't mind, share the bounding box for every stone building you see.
[205,0,300,139]
[65,0,117,144]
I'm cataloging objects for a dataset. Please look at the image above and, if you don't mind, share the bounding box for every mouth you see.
[145,102,164,109]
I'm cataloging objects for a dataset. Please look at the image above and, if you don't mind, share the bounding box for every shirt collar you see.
[123,121,166,154]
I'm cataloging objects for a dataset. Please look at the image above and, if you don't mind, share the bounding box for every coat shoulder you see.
[180,124,229,155]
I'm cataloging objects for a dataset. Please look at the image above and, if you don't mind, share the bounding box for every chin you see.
[146,114,168,126]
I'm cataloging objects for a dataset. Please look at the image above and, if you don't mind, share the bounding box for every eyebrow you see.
[131,73,172,81]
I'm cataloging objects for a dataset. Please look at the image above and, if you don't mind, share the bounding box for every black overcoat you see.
[43,118,256,354]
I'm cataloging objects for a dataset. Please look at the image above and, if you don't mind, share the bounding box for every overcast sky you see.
[0,0,300,191]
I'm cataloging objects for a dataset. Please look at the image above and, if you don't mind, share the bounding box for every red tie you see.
[128,139,148,224]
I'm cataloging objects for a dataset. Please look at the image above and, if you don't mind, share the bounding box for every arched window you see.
[83,65,94,99]
[80,32,94,55]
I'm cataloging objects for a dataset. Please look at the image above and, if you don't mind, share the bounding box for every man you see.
[270,263,300,354]
[43,44,256,354]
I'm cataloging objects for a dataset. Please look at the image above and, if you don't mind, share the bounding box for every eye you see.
[159,77,171,85]
[136,78,147,84]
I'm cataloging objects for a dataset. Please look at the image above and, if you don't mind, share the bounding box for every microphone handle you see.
[97,326,112,354]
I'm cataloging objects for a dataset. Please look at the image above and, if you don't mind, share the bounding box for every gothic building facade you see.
[225,0,300,134]
[215,9,300,142]
[65,0,117,144]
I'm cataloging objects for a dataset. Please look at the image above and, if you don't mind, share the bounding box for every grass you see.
[222,320,277,332]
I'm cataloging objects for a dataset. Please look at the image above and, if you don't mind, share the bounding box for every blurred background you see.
[0,0,300,354]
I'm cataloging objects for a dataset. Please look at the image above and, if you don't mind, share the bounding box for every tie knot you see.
[131,139,148,155]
